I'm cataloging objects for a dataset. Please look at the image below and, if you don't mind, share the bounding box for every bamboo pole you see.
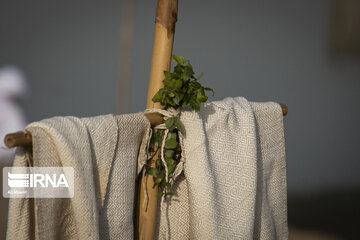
[136,1,178,239]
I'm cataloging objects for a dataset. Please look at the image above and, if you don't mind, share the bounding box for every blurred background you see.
[1,0,359,239]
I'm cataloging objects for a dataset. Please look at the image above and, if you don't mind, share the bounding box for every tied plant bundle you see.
[146,55,214,197]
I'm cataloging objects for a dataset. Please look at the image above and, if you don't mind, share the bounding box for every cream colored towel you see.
[153,97,288,239]
[7,97,287,240]
[6,113,149,240]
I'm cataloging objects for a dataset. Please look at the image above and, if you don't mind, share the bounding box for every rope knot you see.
[144,107,180,129]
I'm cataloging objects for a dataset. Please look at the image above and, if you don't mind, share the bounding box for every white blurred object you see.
[0,66,27,163]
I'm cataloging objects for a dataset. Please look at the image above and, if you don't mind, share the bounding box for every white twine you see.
[141,127,153,210]
[160,128,169,187]
[144,107,180,119]
[141,167,148,210]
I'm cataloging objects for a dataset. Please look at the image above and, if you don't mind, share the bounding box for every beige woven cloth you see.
[7,97,287,240]
[6,113,149,240]
[148,97,288,239]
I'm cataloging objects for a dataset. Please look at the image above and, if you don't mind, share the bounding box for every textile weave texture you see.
[6,113,149,240]
[151,97,288,239]
[6,97,287,239]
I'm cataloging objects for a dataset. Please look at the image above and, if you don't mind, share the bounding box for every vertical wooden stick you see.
[136,0,178,239]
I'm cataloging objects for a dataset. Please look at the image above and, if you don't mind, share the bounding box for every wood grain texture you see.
[4,131,32,148]
[137,1,178,239]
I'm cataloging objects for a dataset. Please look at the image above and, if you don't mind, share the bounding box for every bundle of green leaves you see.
[152,55,214,111]
[147,55,214,197]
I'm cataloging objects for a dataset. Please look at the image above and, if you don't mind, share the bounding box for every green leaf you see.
[173,93,180,105]
[204,87,215,96]
[154,137,160,147]
[177,92,185,102]
[164,71,172,79]
[197,90,208,103]
[165,138,178,149]
[157,192,164,197]
[165,150,174,159]
[154,130,164,147]
[161,181,171,188]
[190,98,201,112]
[175,144,182,153]
[154,177,162,184]
[174,117,185,135]
[167,132,177,140]
[172,55,186,65]
[181,92,191,107]
[167,161,176,173]
[196,72,204,80]
[165,98,175,107]
[190,81,201,90]
[174,65,183,74]
[155,159,160,168]
[184,64,194,80]
[152,89,164,102]
[165,117,175,129]
[147,168,158,176]
[164,78,182,90]
[159,169,165,178]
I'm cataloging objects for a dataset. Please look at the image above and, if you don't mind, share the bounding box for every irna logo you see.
[8,172,69,188]
[3,167,74,198]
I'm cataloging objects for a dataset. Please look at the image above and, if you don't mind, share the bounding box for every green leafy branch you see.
[147,55,214,197]
[152,55,214,112]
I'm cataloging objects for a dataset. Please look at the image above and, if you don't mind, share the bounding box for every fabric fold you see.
[6,96,287,240]
[6,113,149,240]
[155,97,288,239]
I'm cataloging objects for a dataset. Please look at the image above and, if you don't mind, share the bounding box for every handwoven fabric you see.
[6,113,150,240]
[151,97,288,239]
[7,96,287,240]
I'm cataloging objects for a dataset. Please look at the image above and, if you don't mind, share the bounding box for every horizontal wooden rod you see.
[3,104,288,149]
[280,103,288,116]
[4,131,32,148]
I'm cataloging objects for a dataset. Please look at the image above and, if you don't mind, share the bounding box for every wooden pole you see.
[136,1,178,239]
[3,131,32,148]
